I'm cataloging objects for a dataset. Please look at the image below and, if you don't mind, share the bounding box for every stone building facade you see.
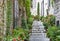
[54,0,60,26]
[30,0,50,17]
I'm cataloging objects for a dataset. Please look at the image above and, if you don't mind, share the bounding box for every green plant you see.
[47,26,58,41]
[37,2,40,21]
[34,15,40,20]
[40,15,55,30]
[6,0,13,35]
[4,27,29,41]
[27,16,34,29]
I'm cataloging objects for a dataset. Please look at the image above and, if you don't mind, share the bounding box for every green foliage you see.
[34,15,40,21]
[37,2,40,21]
[47,26,58,41]
[13,28,29,40]
[4,27,29,41]
[46,15,55,26]
[47,26,60,41]
[25,0,31,17]
[56,36,60,41]
[56,29,60,41]
[25,0,34,30]
[27,16,34,29]
[0,36,3,41]
[6,0,12,35]
[21,17,28,29]
[40,15,60,41]
[40,15,55,29]
[18,0,28,29]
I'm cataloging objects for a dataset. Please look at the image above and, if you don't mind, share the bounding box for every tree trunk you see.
[0,0,5,41]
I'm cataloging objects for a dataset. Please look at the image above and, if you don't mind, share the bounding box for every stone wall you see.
[54,0,60,26]
[0,0,6,41]
[0,0,4,36]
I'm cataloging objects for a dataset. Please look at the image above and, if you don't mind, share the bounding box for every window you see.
[57,7,59,9]
[56,20,59,26]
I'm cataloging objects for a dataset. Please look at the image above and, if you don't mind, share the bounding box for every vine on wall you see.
[6,0,12,35]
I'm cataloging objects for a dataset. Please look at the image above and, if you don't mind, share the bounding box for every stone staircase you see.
[29,20,50,41]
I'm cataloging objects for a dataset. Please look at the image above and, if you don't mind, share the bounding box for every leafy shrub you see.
[40,15,55,30]
[27,16,34,29]
[47,26,58,41]
[34,15,40,21]
[4,27,29,41]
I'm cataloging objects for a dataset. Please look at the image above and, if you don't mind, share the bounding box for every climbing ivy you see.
[6,0,12,35]
[25,0,31,17]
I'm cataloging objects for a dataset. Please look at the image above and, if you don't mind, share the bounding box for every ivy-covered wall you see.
[0,0,5,41]
[6,0,13,35]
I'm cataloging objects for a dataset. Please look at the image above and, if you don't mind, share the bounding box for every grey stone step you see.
[29,38,50,41]
[32,30,44,32]
[32,30,45,33]
[30,36,46,38]
[30,33,46,38]
[32,26,44,29]
[31,33,46,35]
[32,29,44,31]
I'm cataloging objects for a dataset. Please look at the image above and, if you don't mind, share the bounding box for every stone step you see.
[32,30,45,33]
[32,26,44,29]
[29,38,50,41]
[32,21,43,25]
[31,33,46,35]
[30,36,46,38]
[32,31,44,32]
[32,24,44,27]
[32,29,45,31]
[30,34,46,38]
